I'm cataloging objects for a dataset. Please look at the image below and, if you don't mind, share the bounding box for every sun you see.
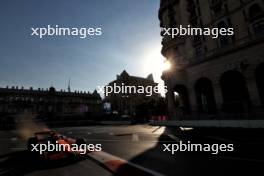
[142,46,169,96]
[163,60,171,71]
[142,46,171,79]
[143,48,163,79]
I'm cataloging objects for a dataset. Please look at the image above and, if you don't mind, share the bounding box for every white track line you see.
[87,151,165,176]
[166,134,180,142]
[131,133,139,142]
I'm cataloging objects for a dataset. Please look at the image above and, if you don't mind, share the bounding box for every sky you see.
[0,0,164,94]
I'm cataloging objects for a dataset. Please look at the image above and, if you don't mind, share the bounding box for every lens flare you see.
[163,60,171,71]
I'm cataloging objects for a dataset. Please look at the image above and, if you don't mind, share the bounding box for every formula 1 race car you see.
[27,130,86,161]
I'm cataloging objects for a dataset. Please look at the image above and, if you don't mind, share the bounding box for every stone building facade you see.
[0,86,102,116]
[159,0,264,120]
[105,70,161,116]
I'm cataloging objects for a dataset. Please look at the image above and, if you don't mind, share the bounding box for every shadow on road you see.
[0,151,84,176]
[115,127,264,176]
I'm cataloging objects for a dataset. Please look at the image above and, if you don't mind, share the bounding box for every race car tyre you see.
[76,138,86,146]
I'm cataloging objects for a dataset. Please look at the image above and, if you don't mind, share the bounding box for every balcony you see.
[188,31,264,65]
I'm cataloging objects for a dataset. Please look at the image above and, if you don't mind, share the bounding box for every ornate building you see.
[0,86,102,117]
[159,0,264,121]
[105,70,161,117]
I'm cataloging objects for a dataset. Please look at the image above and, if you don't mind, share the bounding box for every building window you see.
[220,70,251,113]
[248,3,264,34]
[195,77,216,113]
[252,20,264,33]
[173,85,191,114]
[217,21,231,47]
[248,4,264,22]
[211,0,223,14]
[255,63,264,106]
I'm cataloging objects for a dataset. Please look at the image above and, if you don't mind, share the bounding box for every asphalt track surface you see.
[0,125,263,176]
